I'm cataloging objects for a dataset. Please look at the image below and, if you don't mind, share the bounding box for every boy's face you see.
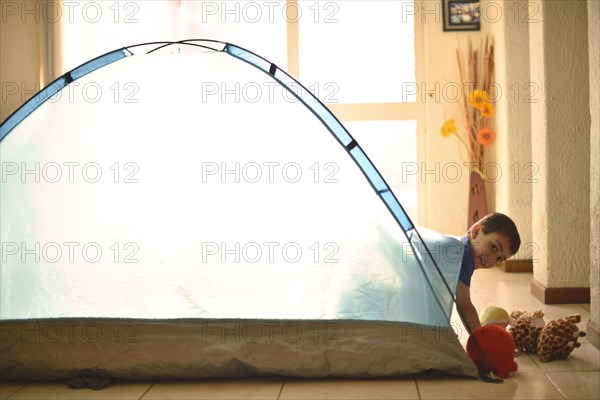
[470,224,513,269]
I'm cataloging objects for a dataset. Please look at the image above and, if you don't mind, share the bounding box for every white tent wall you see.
[0,41,477,380]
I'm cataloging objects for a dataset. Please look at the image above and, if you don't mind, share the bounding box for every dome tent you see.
[0,40,479,380]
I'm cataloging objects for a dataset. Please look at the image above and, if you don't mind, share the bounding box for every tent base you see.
[1,319,477,381]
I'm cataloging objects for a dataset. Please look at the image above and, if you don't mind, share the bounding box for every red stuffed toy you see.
[467,325,518,379]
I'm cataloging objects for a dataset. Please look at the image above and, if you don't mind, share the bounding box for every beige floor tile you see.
[472,269,533,286]
[469,290,488,311]
[515,353,543,372]
[582,334,598,346]
[530,342,600,372]
[8,382,152,400]
[545,371,600,400]
[0,383,26,400]
[578,304,591,312]
[279,378,419,400]
[495,298,546,312]
[474,278,532,292]
[417,371,564,399]
[541,304,591,322]
[141,377,284,400]
[471,268,527,281]
[472,282,535,306]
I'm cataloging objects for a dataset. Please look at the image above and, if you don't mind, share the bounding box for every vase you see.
[467,171,488,228]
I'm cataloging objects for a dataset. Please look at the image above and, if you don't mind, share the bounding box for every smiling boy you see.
[456,213,521,334]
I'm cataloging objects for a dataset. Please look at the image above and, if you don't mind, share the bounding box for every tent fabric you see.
[1,320,475,381]
[0,40,477,380]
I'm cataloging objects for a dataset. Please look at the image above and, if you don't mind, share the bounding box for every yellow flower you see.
[480,102,494,118]
[469,90,489,109]
[477,127,496,146]
[441,119,457,138]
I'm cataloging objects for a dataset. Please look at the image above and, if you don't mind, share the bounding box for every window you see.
[298,1,415,103]
[294,1,420,221]
[59,0,420,221]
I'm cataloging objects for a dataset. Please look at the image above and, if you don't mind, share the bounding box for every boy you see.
[456,213,521,334]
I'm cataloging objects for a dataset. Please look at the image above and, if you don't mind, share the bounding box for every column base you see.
[530,279,591,304]
[587,320,600,350]
[498,259,533,273]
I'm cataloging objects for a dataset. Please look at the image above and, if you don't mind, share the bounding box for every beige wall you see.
[421,0,595,301]
[588,0,600,331]
[484,0,533,259]
[419,0,474,235]
[420,0,534,248]
[529,0,590,288]
[0,1,42,123]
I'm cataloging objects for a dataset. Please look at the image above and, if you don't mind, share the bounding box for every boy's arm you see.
[456,281,481,334]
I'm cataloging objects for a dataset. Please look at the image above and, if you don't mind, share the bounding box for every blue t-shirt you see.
[459,235,475,287]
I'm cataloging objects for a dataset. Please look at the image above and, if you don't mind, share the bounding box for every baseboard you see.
[587,320,600,350]
[498,259,533,273]
[530,279,591,304]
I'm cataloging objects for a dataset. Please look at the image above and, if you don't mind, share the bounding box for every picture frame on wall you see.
[443,0,481,31]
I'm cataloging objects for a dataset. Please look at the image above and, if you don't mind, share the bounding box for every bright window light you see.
[298,1,416,103]
[60,1,287,74]
[344,120,418,220]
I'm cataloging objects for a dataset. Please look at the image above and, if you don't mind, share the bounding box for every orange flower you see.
[480,102,494,118]
[477,127,496,146]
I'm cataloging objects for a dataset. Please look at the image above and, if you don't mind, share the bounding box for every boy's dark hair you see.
[479,213,521,255]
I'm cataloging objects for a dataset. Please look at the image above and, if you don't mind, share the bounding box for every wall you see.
[420,0,478,235]
[485,0,533,259]
[588,0,600,345]
[0,1,42,123]
[421,0,594,303]
[420,0,534,247]
[529,0,590,288]
[489,2,539,259]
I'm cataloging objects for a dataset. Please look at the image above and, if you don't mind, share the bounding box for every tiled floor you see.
[1,268,598,400]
